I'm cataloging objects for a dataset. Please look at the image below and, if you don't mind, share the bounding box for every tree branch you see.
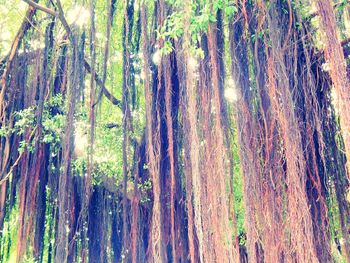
[55,0,72,40]
[22,0,58,17]
[84,59,122,107]
[0,6,37,120]
[21,0,121,108]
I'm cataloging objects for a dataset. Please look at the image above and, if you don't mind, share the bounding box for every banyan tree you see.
[1,0,350,262]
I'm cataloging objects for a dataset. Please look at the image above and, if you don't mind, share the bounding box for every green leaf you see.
[225,5,238,17]
[209,14,217,23]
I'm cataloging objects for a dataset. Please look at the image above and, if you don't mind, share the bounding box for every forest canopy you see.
[1,0,350,262]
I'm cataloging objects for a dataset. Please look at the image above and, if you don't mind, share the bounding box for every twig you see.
[0,127,37,186]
